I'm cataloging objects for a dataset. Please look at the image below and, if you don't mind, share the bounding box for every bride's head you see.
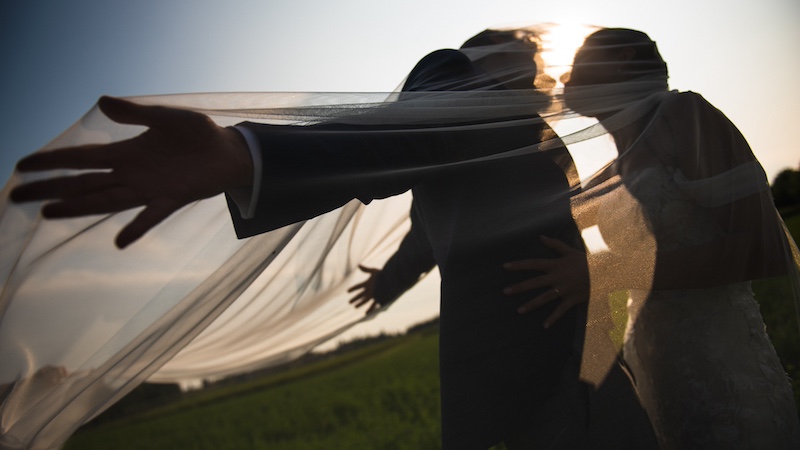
[563,28,668,117]
[566,28,668,87]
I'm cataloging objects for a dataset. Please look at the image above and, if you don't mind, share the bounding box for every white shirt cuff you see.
[225,125,262,219]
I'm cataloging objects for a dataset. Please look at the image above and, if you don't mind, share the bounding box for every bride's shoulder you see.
[658,91,735,132]
[659,91,756,175]
[662,90,713,110]
[663,91,726,117]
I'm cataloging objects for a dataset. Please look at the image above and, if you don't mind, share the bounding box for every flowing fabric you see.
[1,24,798,449]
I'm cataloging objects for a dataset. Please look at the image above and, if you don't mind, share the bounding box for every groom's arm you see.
[11,51,540,246]
[12,93,532,245]
[226,49,495,237]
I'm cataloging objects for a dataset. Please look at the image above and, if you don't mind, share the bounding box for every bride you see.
[505,28,800,448]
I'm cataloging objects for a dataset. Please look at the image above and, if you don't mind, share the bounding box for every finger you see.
[357,265,380,274]
[40,185,146,218]
[503,258,552,271]
[347,281,368,293]
[350,296,369,307]
[16,144,117,172]
[115,199,180,248]
[367,302,380,314]
[517,289,560,314]
[348,292,367,304]
[504,275,552,295]
[544,299,577,329]
[539,235,577,255]
[98,96,164,128]
[11,172,117,202]
[99,96,208,131]
[356,297,376,309]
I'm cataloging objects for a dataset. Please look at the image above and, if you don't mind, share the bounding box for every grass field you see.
[65,211,800,449]
[66,331,443,450]
[761,209,800,406]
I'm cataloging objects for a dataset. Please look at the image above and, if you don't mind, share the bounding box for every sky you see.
[1,0,799,346]
[1,0,798,182]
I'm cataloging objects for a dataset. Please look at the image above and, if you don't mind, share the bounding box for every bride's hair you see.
[584,28,668,81]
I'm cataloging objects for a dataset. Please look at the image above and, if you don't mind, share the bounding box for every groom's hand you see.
[347,265,383,315]
[10,96,253,249]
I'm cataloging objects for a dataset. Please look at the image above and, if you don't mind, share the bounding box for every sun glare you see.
[539,24,597,87]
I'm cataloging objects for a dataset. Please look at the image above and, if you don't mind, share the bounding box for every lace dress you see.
[599,92,800,448]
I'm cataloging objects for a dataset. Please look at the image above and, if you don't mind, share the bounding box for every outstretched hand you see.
[503,235,589,328]
[10,96,253,249]
[347,265,383,315]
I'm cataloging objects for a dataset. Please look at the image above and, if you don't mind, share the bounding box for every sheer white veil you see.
[0,24,797,449]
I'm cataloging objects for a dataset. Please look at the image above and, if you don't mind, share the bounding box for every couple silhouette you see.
[10,26,800,449]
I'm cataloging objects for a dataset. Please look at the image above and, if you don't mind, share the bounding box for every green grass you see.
[756,209,800,406]
[66,332,442,450]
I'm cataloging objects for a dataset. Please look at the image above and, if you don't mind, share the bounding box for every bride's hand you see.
[503,235,589,328]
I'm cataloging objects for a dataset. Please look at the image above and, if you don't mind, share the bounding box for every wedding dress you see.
[591,91,800,448]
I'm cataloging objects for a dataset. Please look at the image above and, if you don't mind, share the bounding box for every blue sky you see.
[2,0,798,184]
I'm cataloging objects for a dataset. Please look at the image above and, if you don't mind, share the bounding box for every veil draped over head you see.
[1,23,798,449]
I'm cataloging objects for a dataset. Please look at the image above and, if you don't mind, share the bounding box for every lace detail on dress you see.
[625,285,800,448]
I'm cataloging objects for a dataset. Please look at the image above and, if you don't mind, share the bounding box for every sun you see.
[538,24,598,88]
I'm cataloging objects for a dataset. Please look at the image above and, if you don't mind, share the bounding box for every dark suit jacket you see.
[371,200,436,306]
[228,49,584,449]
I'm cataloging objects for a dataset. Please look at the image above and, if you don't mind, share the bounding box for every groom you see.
[224,29,589,449]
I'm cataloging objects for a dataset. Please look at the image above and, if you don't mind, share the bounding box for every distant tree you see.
[771,165,800,208]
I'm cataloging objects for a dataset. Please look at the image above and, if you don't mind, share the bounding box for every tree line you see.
[772,163,800,208]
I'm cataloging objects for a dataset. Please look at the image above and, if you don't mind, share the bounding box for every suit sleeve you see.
[226,49,535,237]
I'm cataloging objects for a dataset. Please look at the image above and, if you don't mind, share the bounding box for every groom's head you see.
[460,29,546,90]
